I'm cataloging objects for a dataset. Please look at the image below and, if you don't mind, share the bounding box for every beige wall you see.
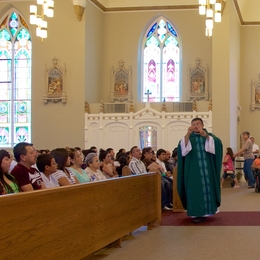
[241,26,260,144]
[0,1,91,150]
[85,2,104,103]
[212,0,240,151]
[102,9,212,103]
[3,1,260,151]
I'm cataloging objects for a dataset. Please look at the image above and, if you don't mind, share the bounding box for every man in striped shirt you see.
[129,146,146,174]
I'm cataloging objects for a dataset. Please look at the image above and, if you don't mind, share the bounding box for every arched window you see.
[0,10,31,147]
[141,17,180,102]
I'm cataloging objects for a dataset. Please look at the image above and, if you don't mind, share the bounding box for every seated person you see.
[164,150,174,174]
[99,149,118,178]
[84,153,107,181]
[0,149,19,195]
[252,155,260,179]
[140,147,173,211]
[51,148,80,186]
[69,148,90,183]
[11,142,46,192]
[221,147,240,188]
[129,146,147,174]
[115,153,128,177]
[36,154,59,188]
[156,149,173,179]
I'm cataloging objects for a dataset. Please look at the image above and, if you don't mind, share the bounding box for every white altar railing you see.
[84,102,212,152]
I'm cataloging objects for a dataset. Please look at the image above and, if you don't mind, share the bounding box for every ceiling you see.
[1,0,260,24]
[92,0,260,24]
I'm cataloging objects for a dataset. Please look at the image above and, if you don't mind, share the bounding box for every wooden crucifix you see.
[144,89,152,102]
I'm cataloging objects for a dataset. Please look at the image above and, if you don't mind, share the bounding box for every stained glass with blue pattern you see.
[0,11,31,147]
[143,17,180,102]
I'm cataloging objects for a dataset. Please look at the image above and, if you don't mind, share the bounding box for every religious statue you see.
[129,101,134,113]
[48,77,62,94]
[161,102,167,112]
[85,101,90,113]
[99,102,104,113]
[192,99,197,112]
[115,81,128,94]
[208,99,213,111]
[255,91,260,103]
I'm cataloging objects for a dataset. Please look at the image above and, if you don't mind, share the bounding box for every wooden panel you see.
[173,167,185,212]
[0,173,161,260]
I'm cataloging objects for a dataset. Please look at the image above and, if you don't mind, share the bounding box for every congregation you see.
[0,142,177,211]
[0,132,259,211]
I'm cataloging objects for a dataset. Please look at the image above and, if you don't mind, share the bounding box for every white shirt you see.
[253,143,259,153]
[156,158,167,172]
[40,172,59,188]
[180,135,215,156]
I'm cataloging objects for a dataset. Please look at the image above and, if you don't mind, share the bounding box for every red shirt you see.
[11,163,43,190]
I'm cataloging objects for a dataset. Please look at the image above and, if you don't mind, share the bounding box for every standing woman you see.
[69,148,90,183]
[0,149,19,195]
[51,148,80,186]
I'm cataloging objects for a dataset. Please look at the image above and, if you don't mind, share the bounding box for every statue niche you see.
[187,58,209,101]
[251,73,260,110]
[110,60,132,102]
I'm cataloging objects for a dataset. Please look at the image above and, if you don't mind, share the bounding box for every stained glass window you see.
[142,17,180,102]
[0,10,31,147]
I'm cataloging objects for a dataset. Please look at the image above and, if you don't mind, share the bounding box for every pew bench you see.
[0,172,161,260]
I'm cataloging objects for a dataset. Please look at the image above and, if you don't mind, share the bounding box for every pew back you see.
[0,172,161,260]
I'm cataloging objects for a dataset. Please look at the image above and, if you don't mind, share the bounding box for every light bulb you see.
[29,5,37,25]
[40,20,47,38]
[215,3,222,12]
[199,0,206,4]
[206,8,213,18]
[215,12,221,22]
[206,18,213,29]
[199,6,206,15]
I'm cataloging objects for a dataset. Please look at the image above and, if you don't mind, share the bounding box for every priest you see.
[177,118,223,223]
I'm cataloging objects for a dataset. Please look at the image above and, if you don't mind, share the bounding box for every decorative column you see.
[71,0,87,21]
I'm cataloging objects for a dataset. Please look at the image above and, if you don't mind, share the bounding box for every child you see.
[221,147,240,188]
[36,154,59,188]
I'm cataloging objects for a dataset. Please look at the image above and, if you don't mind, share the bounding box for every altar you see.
[84,101,212,151]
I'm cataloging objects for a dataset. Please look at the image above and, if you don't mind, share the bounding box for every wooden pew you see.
[0,172,161,260]
[172,167,185,212]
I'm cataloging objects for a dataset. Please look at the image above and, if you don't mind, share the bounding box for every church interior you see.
[1,0,260,151]
[1,0,260,259]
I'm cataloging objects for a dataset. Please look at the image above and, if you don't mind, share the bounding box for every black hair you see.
[0,150,19,193]
[13,142,33,162]
[36,154,53,172]
[51,148,69,171]
[172,148,178,158]
[130,146,138,155]
[191,117,204,124]
[156,148,166,158]
[99,150,110,162]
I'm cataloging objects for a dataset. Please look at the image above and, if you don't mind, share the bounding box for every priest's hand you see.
[197,125,207,137]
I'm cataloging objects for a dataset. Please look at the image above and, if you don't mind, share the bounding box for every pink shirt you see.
[223,154,234,171]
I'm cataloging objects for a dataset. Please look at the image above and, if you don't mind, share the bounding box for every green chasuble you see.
[177,131,223,217]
